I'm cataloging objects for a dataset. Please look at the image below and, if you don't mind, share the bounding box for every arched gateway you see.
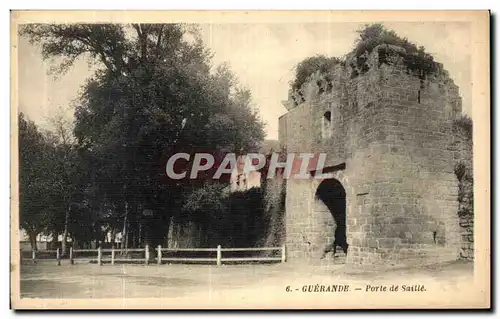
[315,178,348,258]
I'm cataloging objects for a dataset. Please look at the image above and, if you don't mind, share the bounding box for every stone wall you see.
[258,177,286,251]
[452,120,474,260]
[279,44,466,267]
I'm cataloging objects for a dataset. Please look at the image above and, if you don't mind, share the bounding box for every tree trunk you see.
[163,215,171,248]
[61,205,71,256]
[110,228,116,248]
[121,201,129,250]
[132,229,136,248]
[138,222,142,247]
[28,231,38,252]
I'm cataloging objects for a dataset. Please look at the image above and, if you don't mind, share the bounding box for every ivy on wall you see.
[290,24,442,105]
[453,115,473,219]
[291,55,341,94]
[352,24,440,80]
[290,55,341,104]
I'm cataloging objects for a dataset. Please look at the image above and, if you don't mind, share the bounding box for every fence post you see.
[56,248,61,266]
[281,244,286,263]
[69,247,74,265]
[216,245,222,266]
[145,245,150,265]
[111,247,115,265]
[32,250,36,264]
[97,246,102,266]
[157,245,162,265]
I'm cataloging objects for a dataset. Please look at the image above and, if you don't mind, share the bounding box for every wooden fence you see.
[70,247,149,265]
[25,249,62,265]
[23,245,287,266]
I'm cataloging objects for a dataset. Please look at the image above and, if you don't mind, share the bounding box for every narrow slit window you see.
[322,110,332,139]
[324,111,331,122]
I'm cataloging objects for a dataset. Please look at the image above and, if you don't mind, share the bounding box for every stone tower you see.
[279,44,465,267]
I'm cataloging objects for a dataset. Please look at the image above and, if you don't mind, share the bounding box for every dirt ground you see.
[17,259,476,305]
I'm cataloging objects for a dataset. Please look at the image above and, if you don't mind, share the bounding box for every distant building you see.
[230,155,261,192]
[18,229,72,251]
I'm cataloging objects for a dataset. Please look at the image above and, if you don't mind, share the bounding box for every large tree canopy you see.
[20,23,266,250]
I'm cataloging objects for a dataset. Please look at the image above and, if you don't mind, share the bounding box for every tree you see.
[19,113,45,250]
[48,115,83,255]
[182,182,229,246]
[19,113,62,250]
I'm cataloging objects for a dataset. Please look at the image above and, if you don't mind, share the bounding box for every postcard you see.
[10,10,490,309]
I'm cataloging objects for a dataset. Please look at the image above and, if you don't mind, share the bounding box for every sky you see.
[18,21,472,140]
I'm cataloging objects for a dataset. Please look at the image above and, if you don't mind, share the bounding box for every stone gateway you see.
[278,44,472,267]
